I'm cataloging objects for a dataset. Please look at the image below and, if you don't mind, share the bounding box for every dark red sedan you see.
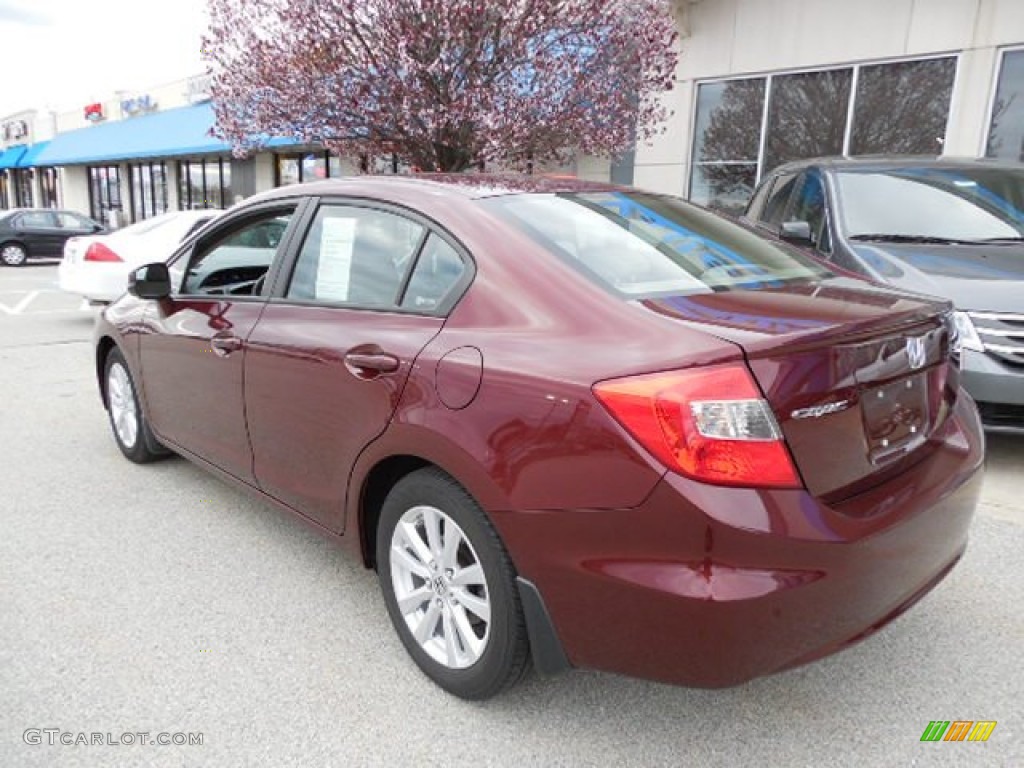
[94,176,984,699]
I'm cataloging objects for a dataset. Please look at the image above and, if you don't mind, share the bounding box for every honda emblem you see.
[906,336,927,370]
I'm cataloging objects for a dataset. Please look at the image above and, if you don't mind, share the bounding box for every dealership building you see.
[2,0,1024,225]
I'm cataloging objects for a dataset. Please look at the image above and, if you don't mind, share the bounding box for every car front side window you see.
[17,212,57,229]
[180,209,294,297]
[759,173,798,230]
[787,171,830,253]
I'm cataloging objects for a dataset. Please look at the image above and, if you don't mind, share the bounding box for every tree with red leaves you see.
[204,0,679,172]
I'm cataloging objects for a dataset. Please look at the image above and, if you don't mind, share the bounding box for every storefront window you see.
[763,68,852,173]
[851,58,956,155]
[14,169,33,207]
[178,158,231,210]
[89,166,124,227]
[130,161,168,220]
[39,168,58,208]
[987,49,1024,160]
[275,151,342,186]
[690,78,765,213]
[690,56,958,213]
[0,171,9,209]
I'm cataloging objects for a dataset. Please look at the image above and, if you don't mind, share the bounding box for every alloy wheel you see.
[1,245,26,266]
[107,362,139,449]
[389,504,491,669]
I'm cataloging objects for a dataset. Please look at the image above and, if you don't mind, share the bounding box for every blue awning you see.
[16,141,51,168]
[33,103,295,166]
[0,144,27,169]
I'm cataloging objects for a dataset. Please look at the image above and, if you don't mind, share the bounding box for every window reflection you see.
[987,50,1024,160]
[851,58,955,155]
[275,151,343,186]
[836,169,1024,240]
[130,161,168,220]
[763,68,852,174]
[689,57,958,212]
[178,158,230,210]
[690,78,765,213]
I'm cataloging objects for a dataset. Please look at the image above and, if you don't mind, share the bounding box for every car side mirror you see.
[779,220,814,246]
[128,263,172,300]
[92,223,104,233]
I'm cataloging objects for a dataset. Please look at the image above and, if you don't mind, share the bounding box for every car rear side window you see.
[485,191,830,298]
[17,211,56,229]
[400,234,466,311]
[287,205,425,307]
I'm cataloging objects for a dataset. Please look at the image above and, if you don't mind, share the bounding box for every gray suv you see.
[743,156,1024,433]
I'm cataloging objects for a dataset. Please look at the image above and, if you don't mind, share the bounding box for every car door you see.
[137,202,302,484]
[244,200,470,531]
[13,211,62,256]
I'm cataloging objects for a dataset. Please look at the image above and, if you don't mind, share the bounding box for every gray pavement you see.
[1,265,1021,767]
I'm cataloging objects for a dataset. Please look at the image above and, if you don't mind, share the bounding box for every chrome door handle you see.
[210,334,243,356]
[344,351,400,376]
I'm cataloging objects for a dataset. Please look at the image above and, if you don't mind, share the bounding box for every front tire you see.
[104,348,166,463]
[376,467,530,700]
[1,243,27,266]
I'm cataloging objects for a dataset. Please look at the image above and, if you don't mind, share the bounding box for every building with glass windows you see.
[634,0,1024,212]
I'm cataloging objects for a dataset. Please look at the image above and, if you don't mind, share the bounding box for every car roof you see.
[768,155,1024,175]
[0,207,94,217]
[243,174,630,207]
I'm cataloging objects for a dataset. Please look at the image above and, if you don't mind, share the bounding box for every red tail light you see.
[84,242,122,262]
[593,364,802,488]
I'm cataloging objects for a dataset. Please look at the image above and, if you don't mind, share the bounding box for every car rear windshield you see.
[835,166,1024,241]
[482,191,830,298]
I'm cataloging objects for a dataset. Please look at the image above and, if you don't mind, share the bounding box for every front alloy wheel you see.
[108,361,139,450]
[104,348,167,464]
[377,467,530,699]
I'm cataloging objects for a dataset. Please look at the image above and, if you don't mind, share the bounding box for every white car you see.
[59,210,222,302]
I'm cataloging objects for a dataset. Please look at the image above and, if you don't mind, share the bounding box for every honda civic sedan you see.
[93,176,983,699]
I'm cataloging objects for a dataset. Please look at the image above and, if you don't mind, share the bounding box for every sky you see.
[0,0,208,117]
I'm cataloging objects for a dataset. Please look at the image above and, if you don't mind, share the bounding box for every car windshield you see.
[483,192,830,298]
[835,167,1024,242]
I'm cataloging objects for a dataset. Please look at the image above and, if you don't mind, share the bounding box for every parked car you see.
[59,210,223,303]
[0,208,104,266]
[744,156,1024,432]
[94,176,983,699]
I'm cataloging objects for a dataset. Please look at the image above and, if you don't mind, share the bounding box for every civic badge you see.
[906,336,927,370]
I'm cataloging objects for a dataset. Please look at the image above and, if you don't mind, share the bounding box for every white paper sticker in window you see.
[315,217,357,301]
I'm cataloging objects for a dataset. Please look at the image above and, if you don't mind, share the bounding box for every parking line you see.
[0,291,39,315]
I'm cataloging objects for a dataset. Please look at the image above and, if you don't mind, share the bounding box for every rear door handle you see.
[211,333,243,356]
[344,351,400,377]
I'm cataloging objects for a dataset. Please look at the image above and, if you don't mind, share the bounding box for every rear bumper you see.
[492,393,984,688]
[960,348,1024,432]
[57,260,128,303]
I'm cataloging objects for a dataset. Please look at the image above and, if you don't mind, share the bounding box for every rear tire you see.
[1,243,27,267]
[376,467,530,700]
[104,348,167,463]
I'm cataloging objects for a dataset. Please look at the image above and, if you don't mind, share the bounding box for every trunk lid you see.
[642,279,958,501]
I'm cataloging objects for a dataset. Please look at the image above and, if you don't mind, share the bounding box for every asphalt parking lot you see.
[1,264,1021,767]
